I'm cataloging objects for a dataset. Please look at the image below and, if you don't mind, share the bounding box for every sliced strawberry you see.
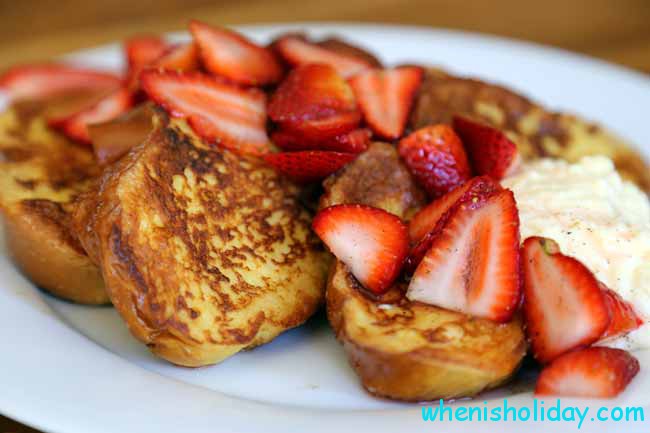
[600,286,644,341]
[151,43,200,72]
[190,20,283,86]
[273,36,372,79]
[453,115,520,180]
[313,204,409,294]
[406,189,521,322]
[349,66,423,140]
[268,64,360,141]
[125,35,170,87]
[408,176,502,244]
[398,125,472,199]
[535,347,639,398]
[49,88,134,144]
[0,64,121,102]
[522,237,610,363]
[140,70,270,155]
[405,177,502,273]
[263,150,357,183]
[271,128,371,153]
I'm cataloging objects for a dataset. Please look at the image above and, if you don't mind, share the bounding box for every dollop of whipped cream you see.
[502,156,650,351]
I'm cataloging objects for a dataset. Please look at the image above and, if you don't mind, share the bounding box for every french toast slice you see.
[411,68,650,191]
[0,95,108,304]
[72,111,330,367]
[321,143,527,401]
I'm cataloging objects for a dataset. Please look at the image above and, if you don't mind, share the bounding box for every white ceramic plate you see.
[1,23,649,433]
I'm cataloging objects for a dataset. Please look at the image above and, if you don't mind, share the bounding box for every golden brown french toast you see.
[411,68,650,191]
[0,95,107,304]
[72,112,330,367]
[321,143,526,401]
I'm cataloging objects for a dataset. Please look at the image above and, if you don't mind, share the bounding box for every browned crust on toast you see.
[0,95,107,304]
[411,68,650,191]
[321,142,526,401]
[72,113,329,366]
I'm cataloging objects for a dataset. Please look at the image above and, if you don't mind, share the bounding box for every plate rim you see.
[1,22,649,433]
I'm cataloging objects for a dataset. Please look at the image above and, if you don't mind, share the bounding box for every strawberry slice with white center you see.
[406,189,521,322]
[408,176,502,244]
[0,64,121,102]
[404,176,502,273]
[140,70,270,155]
[273,36,373,79]
[263,150,357,183]
[535,347,639,398]
[49,88,134,144]
[313,204,409,294]
[599,286,644,341]
[452,115,521,180]
[522,237,610,363]
[190,20,283,86]
[349,66,423,140]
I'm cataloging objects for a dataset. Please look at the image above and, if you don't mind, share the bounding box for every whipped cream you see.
[502,156,650,351]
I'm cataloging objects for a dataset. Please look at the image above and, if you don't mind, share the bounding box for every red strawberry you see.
[189,21,283,86]
[600,286,644,341]
[453,115,521,180]
[152,43,200,72]
[406,189,521,322]
[522,237,610,363]
[263,151,357,183]
[140,70,270,155]
[408,176,502,244]
[273,36,372,78]
[535,347,639,398]
[0,64,121,102]
[313,204,409,294]
[125,35,170,87]
[271,128,371,153]
[268,64,361,141]
[404,176,502,273]
[349,66,423,140]
[49,88,134,144]
[398,125,472,199]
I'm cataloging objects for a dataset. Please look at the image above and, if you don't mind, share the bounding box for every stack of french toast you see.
[0,21,645,400]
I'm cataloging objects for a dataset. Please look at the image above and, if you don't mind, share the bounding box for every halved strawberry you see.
[49,88,134,144]
[408,176,502,244]
[349,66,423,140]
[273,36,372,78]
[140,70,270,155]
[0,64,121,102]
[404,176,502,273]
[406,189,521,322]
[263,150,357,183]
[125,35,170,87]
[268,64,360,141]
[535,347,639,398]
[600,286,644,341]
[398,125,472,199]
[151,43,200,72]
[190,20,283,86]
[453,115,520,180]
[313,204,409,294]
[522,237,610,363]
[271,128,371,153]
